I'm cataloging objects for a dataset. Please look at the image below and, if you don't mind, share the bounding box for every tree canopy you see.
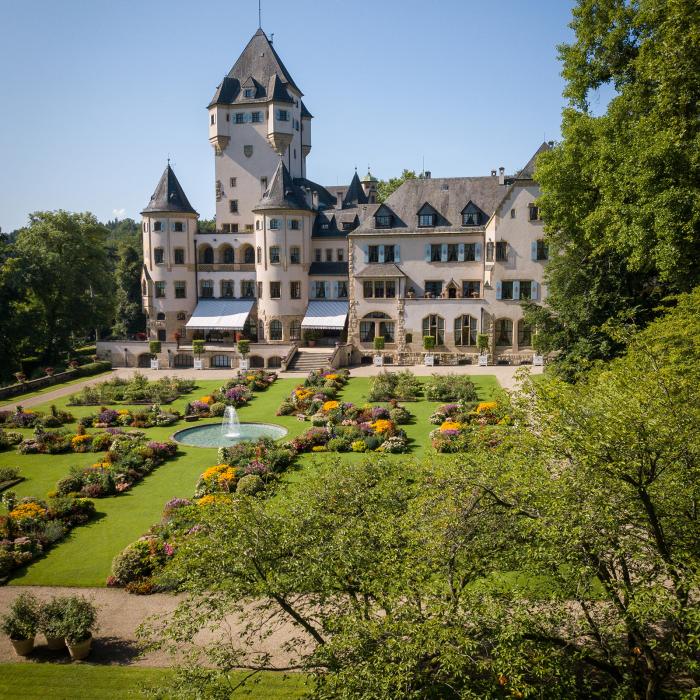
[530,0,700,378]
[376,169,418,203]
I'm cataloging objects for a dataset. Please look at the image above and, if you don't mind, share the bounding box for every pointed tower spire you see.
[252,160,310,212]
[141,164,198,215]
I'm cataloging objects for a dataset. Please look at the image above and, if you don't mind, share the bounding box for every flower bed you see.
[289,400,411,454]
[77,405,179,429]
[423,374,479,402]
[0,495,96,579]
[0,429,23,452]
[367,370,423,402]
[0,405,75,430]
[276,368,349,417]
[108,437,296,593]
[54,434,178,498]
[234,370,277,392]
[429,401,509,453]
[67,374,195,406]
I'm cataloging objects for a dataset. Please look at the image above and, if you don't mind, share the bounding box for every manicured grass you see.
[1,373,500,587]
[0,370,114,408]
[0,663,309,699]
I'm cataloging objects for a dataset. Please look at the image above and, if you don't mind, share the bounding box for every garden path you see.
[0,586,303,668]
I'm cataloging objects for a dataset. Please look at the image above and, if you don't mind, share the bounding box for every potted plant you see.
[39,597,68,651]
[477,333,490,366]
[373,336,385,366]
[61,596,98,661]
[44,367,55,377]
[149,340,161,370]
[237,339,251,371]
[406,287,415,299]
[1,592,40,656]
[303,330,317,348]
[192,339,205,370]
[423,336,436,366]
[14,372,27,383]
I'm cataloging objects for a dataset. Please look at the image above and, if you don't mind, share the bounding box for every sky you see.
[0,0,583,232]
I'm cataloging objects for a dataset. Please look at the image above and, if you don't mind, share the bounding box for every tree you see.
[530,0,700,378]
[144,289,700,698]
[12,211,115,362]
[112,239,145,338]
[376,169,417,203]
[198,218,216,233]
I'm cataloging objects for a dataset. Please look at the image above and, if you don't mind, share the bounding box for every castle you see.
[132,28,549,371]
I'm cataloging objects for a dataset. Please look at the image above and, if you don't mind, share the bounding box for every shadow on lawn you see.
[19,636,143,665]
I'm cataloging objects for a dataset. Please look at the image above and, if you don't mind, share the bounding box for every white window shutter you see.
[324,281,330,298]
[424,244,431,262]
[496,281,502,300]
[513,280,521,300]
[441,243,448,262]
[458,243,465,262]
[378,244,385,263]
[531,281,539,300]
[475,242,482,261]
[333,281,339,298]
[363,245,369,263]
[531,241,538,261]
[394,245,401,262]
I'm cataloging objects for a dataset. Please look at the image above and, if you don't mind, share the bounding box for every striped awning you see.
[185,299,254,330]
[301,301,349,330]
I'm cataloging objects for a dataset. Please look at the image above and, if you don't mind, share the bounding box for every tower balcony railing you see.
[197,263,255,272]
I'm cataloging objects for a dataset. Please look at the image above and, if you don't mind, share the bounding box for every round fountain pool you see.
[173,422,288,448]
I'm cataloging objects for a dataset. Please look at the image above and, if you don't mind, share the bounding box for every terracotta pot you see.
[46,635,66,651]
[10,637,34,656]
[66,634,92,661]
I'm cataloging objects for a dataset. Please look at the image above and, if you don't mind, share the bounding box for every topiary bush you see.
[424,374,479,402]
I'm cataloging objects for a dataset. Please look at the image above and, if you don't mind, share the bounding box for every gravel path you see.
[0,586,302,668]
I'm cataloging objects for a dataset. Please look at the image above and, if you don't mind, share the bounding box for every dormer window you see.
[419,214,435,227]
[461,201,483,227]
[376,214,392,228]
[244,88,254,98]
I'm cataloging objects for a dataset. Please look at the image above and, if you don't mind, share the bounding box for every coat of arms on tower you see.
[244,145,254,158]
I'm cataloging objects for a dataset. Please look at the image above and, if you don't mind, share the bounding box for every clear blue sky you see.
[0,0,581,232]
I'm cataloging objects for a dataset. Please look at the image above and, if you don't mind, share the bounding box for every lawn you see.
[1,373,500,587]
[0,370,114,408]
[0,663,309,699]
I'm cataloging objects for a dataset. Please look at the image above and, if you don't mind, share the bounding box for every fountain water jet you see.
[222,405,241,438]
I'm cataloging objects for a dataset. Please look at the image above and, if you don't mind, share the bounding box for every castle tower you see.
[141,165,199,342]
[252,160,316,343]
[361,169,378,203]
[207,29,311,238]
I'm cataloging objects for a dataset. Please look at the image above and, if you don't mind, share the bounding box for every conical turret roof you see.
[141,165,197,215]
[253,160,310,212]
[342,171,368,207]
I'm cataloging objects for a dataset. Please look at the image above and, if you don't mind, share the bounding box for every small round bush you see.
[209,402,226,417]
[111,541,155,586]
[237,474,264,495]
[326,437,350,452]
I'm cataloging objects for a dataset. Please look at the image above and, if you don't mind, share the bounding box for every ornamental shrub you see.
[111,540,158,586]
[424,374,479,402]
[237,474,264,495]
[1,592,40,640]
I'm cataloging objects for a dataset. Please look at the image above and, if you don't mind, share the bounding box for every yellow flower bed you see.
[71,434,92,447]
[322,400,340,412]
[10,503,47,521]
[439,420,462,432]
[200,396,214,405]
[197,494,234,507]
[323,374,339,381]
[201,464,230,481]
[371,419,394,434]
[90,461,111,470]
[476,402,498,414]
[117,409,131,416]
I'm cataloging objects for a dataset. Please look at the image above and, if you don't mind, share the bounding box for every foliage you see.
[59,596,98,644]
[376,169,418,203]
[192,340,205,356]
[111,239,146,337]
[373,336,385,351]
[149,341,161,356]
[422,335,435,352]
[476,333,489,354]
[424,373,478,402]
[1,592,40,640]
[68,374,194,405]
[530,0,700,377]
[236,339,250,357]
[367,370,422,402]
[38,596,69,638]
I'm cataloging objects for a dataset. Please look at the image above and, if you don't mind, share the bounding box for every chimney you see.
[491,169,497,177]
[547,140,554,148]
[312,190,319,209]
[425,171,431,179]
[302,186,313,209]
[498,167,505,186]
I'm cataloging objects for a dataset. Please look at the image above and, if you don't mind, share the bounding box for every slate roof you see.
[343,172,368,207]
[313,210,361,238]
[515,141,550,180]
[141,165,198,215]
[253,160,310,212]
[293,178,337,209]
[209,29,301,107]
[300,100,313,119]
[308,262,349,276]
[354,263,406,278]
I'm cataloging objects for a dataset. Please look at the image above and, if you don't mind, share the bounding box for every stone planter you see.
[532,354,544,366]
[10,637,35,656]
[46,635,66,651]
[239,358,250,371]
[66,634,93,661]
[478,354,489,367]
[150,359,159,370]
[373,355,384,367]
[424,355,435,367]
[193,358,204,370]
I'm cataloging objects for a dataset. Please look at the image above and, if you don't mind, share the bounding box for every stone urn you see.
[66,633,93,661]
[10,637,35,656]
[46,636,66,651]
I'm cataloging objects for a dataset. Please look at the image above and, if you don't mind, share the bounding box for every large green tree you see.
[144,290,700,699]
[12,211,115,362]
[531,0,700,378]
[111,239,145,337]
[376,169,418,203]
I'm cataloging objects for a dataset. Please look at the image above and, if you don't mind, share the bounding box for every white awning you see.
[301,301,349,330]
[185,299,255,331]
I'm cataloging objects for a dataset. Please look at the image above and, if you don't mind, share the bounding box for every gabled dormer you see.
[417,202,440,228]
[374,204,395,229]
[239,76,260,100]
[461,201,486,227]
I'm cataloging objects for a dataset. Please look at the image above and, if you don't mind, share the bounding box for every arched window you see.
[199,245,213,264]
[256,247,262,264]
[211,355,231,368]
[454,315,477,346]
[422,315,445,345]
[517,319,532,347]
[219,245,234,264]
[173,353,194,368]
[249,355,264,368]
[241,245,254,264]
[176,311,186,321]
[495,319,514,347]
[267,356,282,369]
[289,320,301,341]
[270,320,283,340]
[156,312,166,321]
[257,320,265,341]
[360,312,394,343]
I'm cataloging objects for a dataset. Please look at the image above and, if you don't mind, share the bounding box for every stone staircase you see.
[286,349,334,373]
